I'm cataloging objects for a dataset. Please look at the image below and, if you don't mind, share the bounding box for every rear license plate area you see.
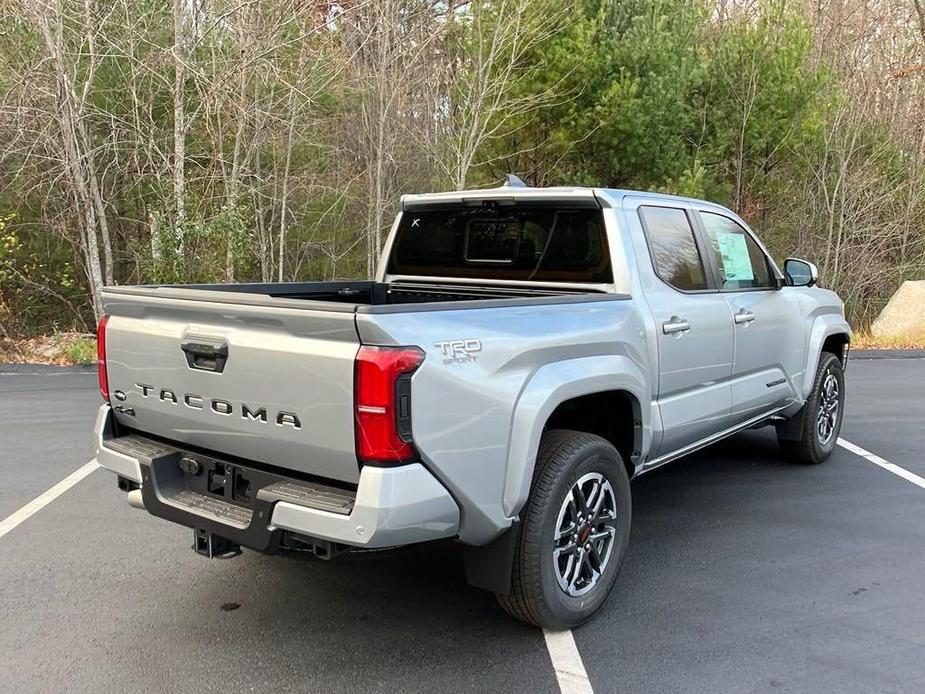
[180,455,253,507]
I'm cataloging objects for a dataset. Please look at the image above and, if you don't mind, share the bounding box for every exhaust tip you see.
[127,488,145,510]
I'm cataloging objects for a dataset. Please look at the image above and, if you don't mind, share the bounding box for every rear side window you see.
[699,212,774,290]
[639,206,708,291]
[387,206,612,283]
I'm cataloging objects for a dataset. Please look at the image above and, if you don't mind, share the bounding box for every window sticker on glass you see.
[714,230,754,282]
[464,219,520,263]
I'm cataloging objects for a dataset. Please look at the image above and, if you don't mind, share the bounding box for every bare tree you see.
[435,0,568,190]
[342,0,446,277]
[12,0,118,318]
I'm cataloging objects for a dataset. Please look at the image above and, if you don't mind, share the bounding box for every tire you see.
[497,430,631,629]
[777,352,845,464]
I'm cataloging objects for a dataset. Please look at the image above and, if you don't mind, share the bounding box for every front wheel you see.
[777,352,845,464]
[497,430,631,629]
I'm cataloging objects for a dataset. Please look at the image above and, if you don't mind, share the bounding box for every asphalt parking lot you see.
[1,355,924,693]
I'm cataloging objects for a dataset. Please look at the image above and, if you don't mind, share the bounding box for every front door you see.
[693,209,804,425]
[630,202,735,459]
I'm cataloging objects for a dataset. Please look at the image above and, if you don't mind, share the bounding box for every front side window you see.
[699,212,774,290]
[638,206,708,291]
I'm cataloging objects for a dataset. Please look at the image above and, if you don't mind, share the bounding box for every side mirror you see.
[784,258,818,287]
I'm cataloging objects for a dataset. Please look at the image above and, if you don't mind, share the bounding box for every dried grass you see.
[0,333,96,365]
[851,331,925,350]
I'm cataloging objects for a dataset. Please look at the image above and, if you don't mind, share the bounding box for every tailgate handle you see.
[181,340,229,373]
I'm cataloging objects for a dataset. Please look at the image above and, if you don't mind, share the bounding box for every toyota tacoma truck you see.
[91,179,850,628]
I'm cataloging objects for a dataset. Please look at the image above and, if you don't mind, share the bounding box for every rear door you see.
[692,209,805,424]
[627,200,735,458]
[102,288,362,484]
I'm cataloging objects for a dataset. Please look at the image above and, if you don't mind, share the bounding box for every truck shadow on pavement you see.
[128,428,857,692]
[141,525,554,691]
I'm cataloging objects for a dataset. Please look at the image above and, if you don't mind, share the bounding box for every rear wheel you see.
[497,430,631,629]
[777,352,845,464]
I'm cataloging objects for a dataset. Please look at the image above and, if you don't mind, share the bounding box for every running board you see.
[640,405,790,475]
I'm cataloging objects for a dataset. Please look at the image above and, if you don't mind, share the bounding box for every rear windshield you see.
[387,205,612,283]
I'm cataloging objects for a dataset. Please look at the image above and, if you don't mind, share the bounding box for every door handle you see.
[662,316,691,334]
[181,340,229,372]
[734,309,756,325]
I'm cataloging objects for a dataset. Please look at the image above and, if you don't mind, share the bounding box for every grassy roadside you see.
[851,331,925,350]
[0,333,97,366]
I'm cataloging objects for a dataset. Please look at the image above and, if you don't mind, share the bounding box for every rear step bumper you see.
[91,404,459,550]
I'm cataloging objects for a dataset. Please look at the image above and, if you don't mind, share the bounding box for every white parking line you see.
[0,461,100,540]
[544,628,594,693]
[837,438,925,490]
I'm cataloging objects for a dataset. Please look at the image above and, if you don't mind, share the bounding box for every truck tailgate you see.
[102,288,361,484]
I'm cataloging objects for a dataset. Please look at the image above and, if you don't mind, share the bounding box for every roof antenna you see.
[502,173,528,188]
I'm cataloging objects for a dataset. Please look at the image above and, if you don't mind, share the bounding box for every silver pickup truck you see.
[92,181,850,628]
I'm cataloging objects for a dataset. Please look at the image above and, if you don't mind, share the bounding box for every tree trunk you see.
[224,63,248,282]
[278,89,297,282]
[173,0,188,263]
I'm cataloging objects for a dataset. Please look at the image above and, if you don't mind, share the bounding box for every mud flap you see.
[775,408,805,442]
[462,519,520,595]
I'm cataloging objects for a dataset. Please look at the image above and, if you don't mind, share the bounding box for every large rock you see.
[871,280,925,340]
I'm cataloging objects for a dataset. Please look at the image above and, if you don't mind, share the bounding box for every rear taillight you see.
[97,314,110,401]
[354,345,425,464]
